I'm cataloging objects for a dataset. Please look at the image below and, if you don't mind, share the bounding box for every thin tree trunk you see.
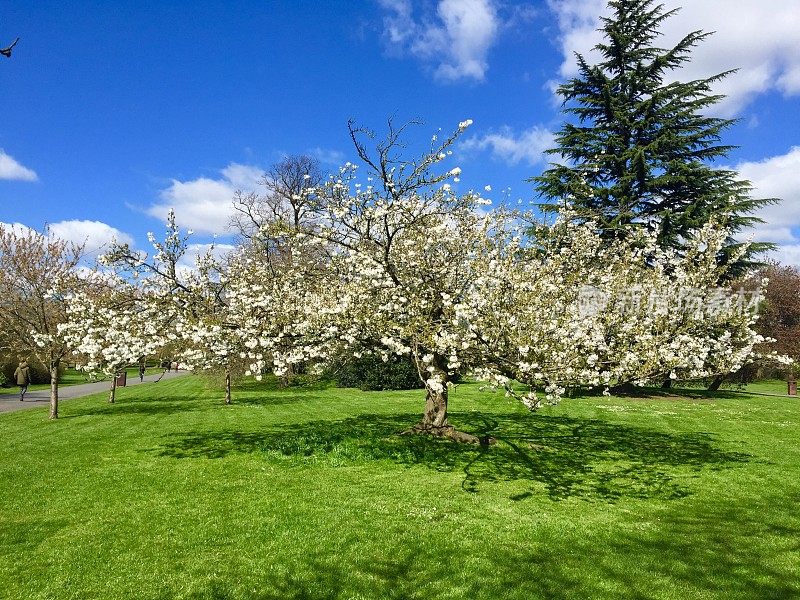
[49,362,59,420]
[109,373,117,404]
[280,361,294,388]
[224,368,232,405]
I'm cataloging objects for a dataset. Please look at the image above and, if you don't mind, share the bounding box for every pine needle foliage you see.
[532,0,776,276]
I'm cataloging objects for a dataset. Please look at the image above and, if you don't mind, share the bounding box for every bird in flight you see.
[1,37,20,58]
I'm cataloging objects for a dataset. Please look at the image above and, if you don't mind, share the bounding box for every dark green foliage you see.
[0,355,64,385]
[532,0,776,275]
[333,354,423,391]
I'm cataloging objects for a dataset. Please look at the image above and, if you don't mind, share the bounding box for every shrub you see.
[1,356,65,385]
[332,354,423,391]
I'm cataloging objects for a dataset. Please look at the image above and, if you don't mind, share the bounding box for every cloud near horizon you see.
[735,147,800,265]
[146,163,264,235]
[1,219,135,260]
[47,220,136,258]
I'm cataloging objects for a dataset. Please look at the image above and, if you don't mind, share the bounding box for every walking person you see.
[139,363,146,382]
[14,360,31,401]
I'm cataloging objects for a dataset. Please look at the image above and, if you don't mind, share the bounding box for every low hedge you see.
[333,354,423,391]
[1,356,65,386]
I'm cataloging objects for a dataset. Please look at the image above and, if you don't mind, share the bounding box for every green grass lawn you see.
[673,378,795,397]
[736,378,794,396]
[1,376,799,599]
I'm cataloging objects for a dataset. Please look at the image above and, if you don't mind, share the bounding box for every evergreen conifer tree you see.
[533,0,775,275]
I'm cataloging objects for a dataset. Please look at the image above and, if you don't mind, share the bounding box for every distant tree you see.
[0,225,85,418]
[229,154,325,384]
[704,262,798,389]
[756,263,800,366]
[230,154,323,243]
[62,278,163,403]
[532,0,775,275]
[173,248,246,404]
[100,210,244,404]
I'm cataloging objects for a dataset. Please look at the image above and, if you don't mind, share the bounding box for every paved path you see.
[0,370,189,414]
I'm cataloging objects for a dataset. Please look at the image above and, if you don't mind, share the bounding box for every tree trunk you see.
[708,375,725,391]
[421,383,449,430]
[109,374,117,404]
[224,368,232,405]
[280,360,294,388]
[404,365,486,445]
[49,362,59,420]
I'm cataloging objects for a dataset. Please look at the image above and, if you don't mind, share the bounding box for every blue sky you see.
[1,0,799,265]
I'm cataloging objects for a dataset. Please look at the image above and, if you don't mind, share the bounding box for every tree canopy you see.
[532,0,776,275]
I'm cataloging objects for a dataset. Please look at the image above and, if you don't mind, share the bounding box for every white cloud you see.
[48,220,136,258]
[380,0,414,44]
[1,220,134,260]
[462,125,554,165]
[770,245,800,267]
[735,147,800,265]
[737,147,800,241]
[310,147,346,167]
[0,150,38,181]
[0,221,36,236]
[379,0,500,82]
[221,163,264,191]
[147,163,263,235]
[547,0,800,116]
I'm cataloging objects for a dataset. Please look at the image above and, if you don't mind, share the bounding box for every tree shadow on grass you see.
[156,410,750,502]
[159,505,800,600]
[228,383,351,409]
[599,506,800,599]
[0,518,70,558]
[232,377,335,394]
[64,395,202,418]
[649,386,746,400]
[227,393,334,408]
[163,552,425,600]
[480,501,800,599]
[581,384,744,401]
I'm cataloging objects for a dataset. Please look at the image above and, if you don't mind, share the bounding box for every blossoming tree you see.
[62,120,776,441]
[224,120,511,441]
[467,216,773,408]
[98,210,243,404]
[172,250,245,404]
[226,120,772,443]
[0,224,86,419]
[61,278,165,403]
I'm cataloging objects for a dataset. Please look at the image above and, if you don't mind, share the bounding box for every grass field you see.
[733,378,793,396]
[1,375,799,599]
